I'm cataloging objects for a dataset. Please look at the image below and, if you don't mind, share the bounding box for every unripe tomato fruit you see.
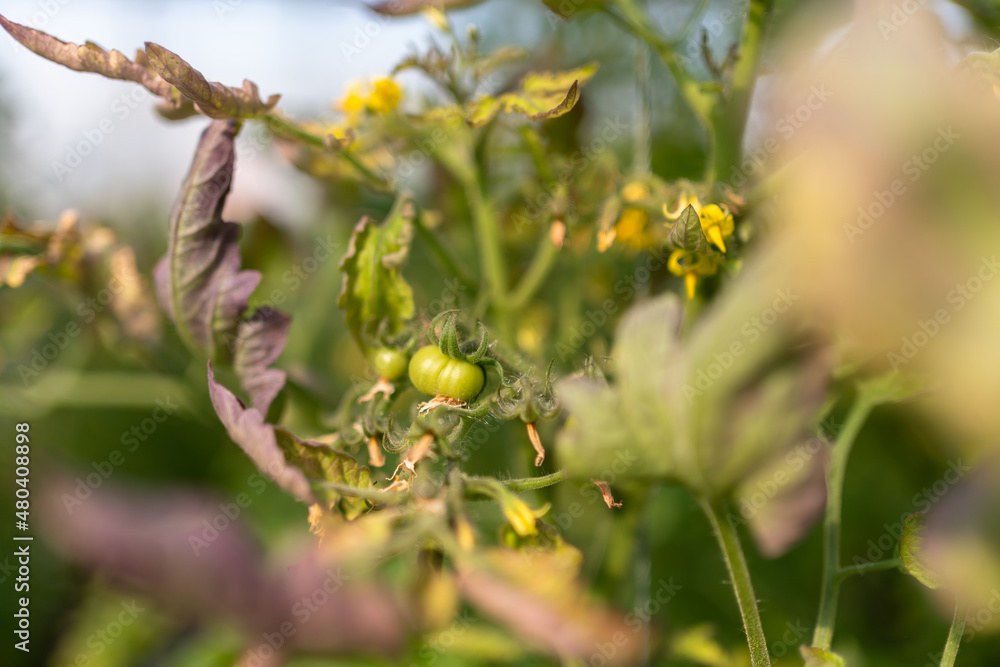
[370,348,408,381]
[408,346,485,402]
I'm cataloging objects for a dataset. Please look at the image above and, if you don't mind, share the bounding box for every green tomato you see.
[370,348,408,381]
[408,345,485,402]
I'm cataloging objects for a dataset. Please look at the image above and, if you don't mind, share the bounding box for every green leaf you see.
[556,253,830,499]
[275,429,372,520]
[800,646,846,666]
[668,204,709,252]
[858,369,930,406]
[338,196,416,349]
[144,42,279,119]
[900,512,944,590]
[465,63,597,127]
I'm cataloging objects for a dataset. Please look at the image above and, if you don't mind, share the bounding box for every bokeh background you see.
[2,1,1000,666]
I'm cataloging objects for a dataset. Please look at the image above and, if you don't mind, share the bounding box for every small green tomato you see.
[370,348,409,381]
[408,345,485,402]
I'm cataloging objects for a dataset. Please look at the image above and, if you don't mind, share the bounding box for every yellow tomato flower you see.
[621,181,650,203]
[368,77,401,114]
[663,192,701,219]
[614,207,652,249]
[339,83,365,115]
[669,249,723,299]
[338,77,402,117]
[502,497,551,537]
[698,204,734,253]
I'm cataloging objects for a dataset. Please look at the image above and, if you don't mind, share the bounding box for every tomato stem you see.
[940,601,966,667]
[700,496,771,666]
[812,394,874,649]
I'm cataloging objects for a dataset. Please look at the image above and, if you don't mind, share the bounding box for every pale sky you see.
[0,0,452,225]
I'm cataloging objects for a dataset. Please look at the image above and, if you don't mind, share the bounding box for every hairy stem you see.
[835,557,901,583]
[940,602,966,667]
[812,395,874,650]
[463,470,567,495]
[701,497,771,667]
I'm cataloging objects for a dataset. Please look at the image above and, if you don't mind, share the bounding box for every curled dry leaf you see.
[592,480,622,509]
[369,0,488,14]
[0,14,195,118]
[144,42,279,119]
[466,64,597,127]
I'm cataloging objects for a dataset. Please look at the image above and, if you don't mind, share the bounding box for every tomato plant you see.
[4,2,1000,666]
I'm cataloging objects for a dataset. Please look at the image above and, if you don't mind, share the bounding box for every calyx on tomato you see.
[408,311,503,406]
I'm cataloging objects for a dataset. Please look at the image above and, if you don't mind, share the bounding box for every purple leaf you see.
[156,119,290,414]
[208,363,372,514]
[208,362,316,505]
[39,475,409,659]
[38,473,270,633]
[156,120,258,357]
[231,307,292,414]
